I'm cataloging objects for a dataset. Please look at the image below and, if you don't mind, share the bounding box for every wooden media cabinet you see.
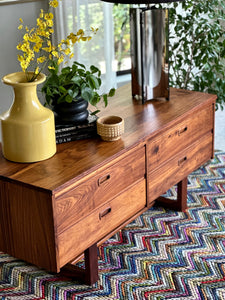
[0,85,216,285]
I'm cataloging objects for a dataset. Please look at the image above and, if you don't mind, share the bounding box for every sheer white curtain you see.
[53,0,117,94]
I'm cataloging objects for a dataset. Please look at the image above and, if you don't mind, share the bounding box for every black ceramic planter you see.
[54,98,89,124]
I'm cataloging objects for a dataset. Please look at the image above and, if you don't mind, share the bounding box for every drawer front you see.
[148,132,213,203]
[58,179,146,267]
[55,147,145,234]
[147,104,213,170]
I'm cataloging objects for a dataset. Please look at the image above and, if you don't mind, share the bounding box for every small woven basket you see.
[97,115,124,141]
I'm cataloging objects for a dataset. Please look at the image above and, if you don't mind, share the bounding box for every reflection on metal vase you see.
[130,7,169,103]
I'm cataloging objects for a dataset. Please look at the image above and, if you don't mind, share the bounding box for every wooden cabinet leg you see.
[156,177,187,212]
[84,243,98,285]
[59,243,98,285]
[177,177,187,211]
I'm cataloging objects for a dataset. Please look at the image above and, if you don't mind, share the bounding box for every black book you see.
[56,131,98,144]
[55,113,97,134]
[55,112,98,144]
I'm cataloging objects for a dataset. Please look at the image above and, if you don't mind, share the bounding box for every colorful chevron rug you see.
[1,151,225,300]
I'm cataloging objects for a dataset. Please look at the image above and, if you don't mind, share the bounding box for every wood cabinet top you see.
[0,85,216,192]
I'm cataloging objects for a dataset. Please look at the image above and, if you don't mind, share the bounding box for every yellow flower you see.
[19,18,23,23]
[46,20,53,27]
[29,33,38,43]
[37,19,47,31]
[57,43,62,51]
[23,33,29,41]
[57,55,64,65]
[44,30,51,38]
[42,40,53,53]
[20,60,29,72]
[81,36,92,42]
[34,67,40,74]
[36,28,45,37]
[45,12,53,20]
[18,24,23,30]
[52,50,59,58]
[36,18,41,26]
[26,49,34,60]
[49,0,58,8]
[91,27,98,34]
[21,41,30,52]
[17,54,23,62]
[48,65,55,70]
[17,43,22,50]
[63,48,71,55]
[33,44,41,52]
[67,33,78,44]
[77,29,84,36]
[39,9,44,19]
[65,38,70,46]
[37,56,47,63]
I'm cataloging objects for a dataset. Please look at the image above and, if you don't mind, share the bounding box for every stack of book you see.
[55,113,98,144]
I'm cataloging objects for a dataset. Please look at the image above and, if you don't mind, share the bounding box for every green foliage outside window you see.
[169,0,225,110]
[113,1,225,110]
[113,4,130,72]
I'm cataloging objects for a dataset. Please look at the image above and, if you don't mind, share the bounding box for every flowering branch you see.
[17,0,97,82]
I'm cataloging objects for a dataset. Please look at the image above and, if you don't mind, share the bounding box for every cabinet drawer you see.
[147,104,213,170]
[55,147,145,234]
[148,132,213,203]
[58,179,146,267]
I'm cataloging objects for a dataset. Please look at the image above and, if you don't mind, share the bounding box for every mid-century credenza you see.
[0,85,216,284]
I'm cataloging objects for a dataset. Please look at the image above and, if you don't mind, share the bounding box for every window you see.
[54,1,133,90]
[54,0,116,93]
[113,4,131,75]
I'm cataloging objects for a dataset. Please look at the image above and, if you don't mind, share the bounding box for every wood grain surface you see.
[0,85,217,193]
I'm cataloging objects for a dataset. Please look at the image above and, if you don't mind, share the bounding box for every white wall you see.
[0,0,48,141]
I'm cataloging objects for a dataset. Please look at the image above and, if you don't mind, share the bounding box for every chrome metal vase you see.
[130,7,169,103]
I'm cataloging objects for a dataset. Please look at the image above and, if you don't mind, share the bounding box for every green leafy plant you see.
[42,60,115,114]
[169,0,225,109]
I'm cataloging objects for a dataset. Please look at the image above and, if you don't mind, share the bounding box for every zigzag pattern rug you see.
[1,151,225,300]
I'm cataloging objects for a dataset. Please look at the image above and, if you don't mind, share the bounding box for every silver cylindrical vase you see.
[130,7,169,103]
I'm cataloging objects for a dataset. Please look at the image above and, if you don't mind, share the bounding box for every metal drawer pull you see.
[178,126,188,135]
[99,207,111,219]
[98,174,111,186]
[178,156,187,166]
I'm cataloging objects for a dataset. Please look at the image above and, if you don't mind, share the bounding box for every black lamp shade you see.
[100,0,182,3]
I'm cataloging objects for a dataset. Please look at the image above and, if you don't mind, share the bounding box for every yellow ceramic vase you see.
[1,72,56,163]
